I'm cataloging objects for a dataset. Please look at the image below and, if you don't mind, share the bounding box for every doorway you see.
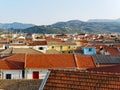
[6,74,11,79]
[33,71,39,79]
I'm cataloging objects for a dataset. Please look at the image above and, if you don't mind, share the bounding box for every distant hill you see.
[52,20,83,27]
[13,25,67,34]
[0,22,35,29]
[88,18,120,22]
[5,19,120,33]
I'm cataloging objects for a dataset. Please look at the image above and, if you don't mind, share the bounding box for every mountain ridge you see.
[87,18,120,22]
[10,20,120,33]
[0,22,35,29]
[1,19,120,33]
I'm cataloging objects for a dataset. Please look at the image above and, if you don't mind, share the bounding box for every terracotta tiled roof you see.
[0,54,25,70]
[25,54,76,69]
[43,70,120,90]
[25,38,32,41]
[9,44,26,46]
[73,50,82,54]
[0,39,9,43]
[75,55,96,68]
[87,65,120,73]
[55,34,67,37]
[77,40,88,43]
[114,44,120,48]
[0,60,23,70]
[3,54,25,63]
[106,48,120,55]
[46,37,62,42]
[88,44,108,49]
[88,44,120,55]
[29,40,47,46]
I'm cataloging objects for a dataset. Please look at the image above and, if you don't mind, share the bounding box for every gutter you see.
[39,70,51,90]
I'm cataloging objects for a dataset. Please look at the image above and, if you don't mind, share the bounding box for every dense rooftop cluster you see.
[0,33,120,89]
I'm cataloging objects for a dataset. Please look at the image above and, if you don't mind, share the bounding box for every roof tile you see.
[43,70,120,90]
[0,60,23,70]
[75,55,96,68]
[87,65,120,73]
[25,54,76,69]
[0,54,25,70]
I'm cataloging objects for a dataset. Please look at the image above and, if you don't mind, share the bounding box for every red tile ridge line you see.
[50,69,120,76]
[73,54,79,69]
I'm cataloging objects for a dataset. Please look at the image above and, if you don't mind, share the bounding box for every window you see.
[52,45,54,49]
[19,40,24,43]
[68,51,70,53]
[5,46,7,49]
[39,47,44,50]
[68,46,70,49]
[22,70,25,78]
[0,73,1,79]
[6,74,11,79]
[88,48,92,52]
[60,45,62,50]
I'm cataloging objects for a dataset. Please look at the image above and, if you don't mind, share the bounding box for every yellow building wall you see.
[76,42,84,47]
[47,45,77,51]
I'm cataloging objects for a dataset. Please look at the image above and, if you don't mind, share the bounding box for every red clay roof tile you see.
[0,60,23,70]
[3,54,25,62]
[106,48,120,55]
[25,54,76,69]
[88,44,120,55]
[0,54,25,70]
[46,37,62,42]
[43,70,120,90]
[87,65,120,73]
[29,41,47,46]
[75,55,96,68]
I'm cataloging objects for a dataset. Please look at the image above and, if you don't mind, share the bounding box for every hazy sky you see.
[0,0,120,25]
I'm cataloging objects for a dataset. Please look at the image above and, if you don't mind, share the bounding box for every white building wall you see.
[25,68,77,79]
[9,46,29,48]
[1,70,22,79]
[25,68,48,79]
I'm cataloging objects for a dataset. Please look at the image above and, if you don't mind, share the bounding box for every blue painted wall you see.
[82,47,96,55]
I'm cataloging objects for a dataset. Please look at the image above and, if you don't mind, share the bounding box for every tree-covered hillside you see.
[6,20,120,33]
